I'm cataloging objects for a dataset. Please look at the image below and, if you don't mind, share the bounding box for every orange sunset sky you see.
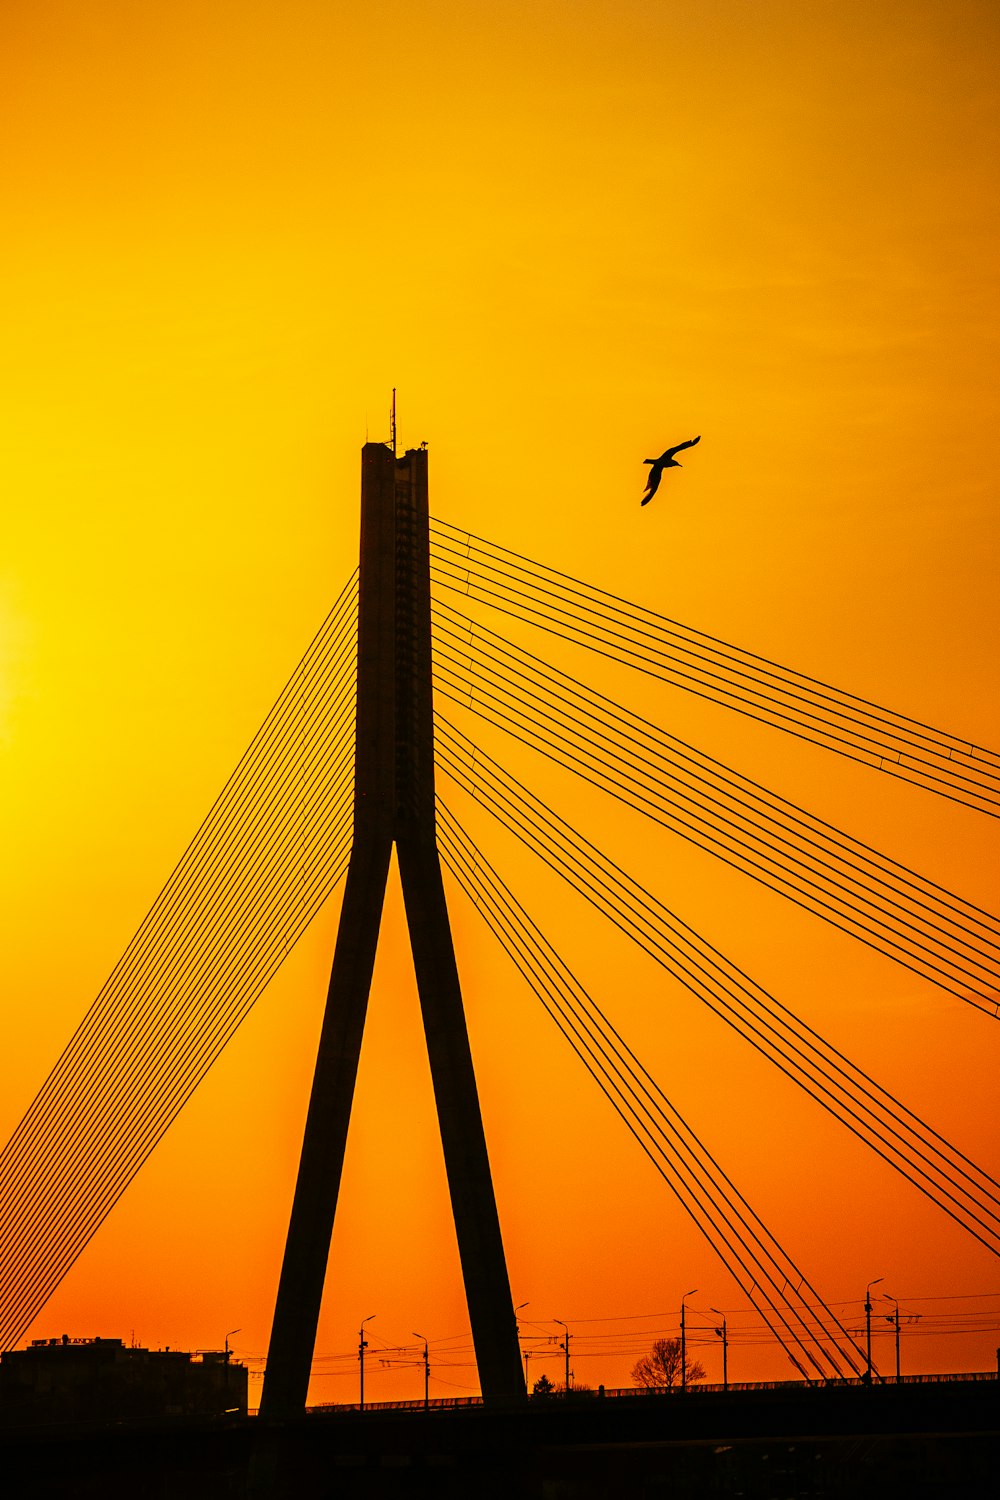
[1,0,998,1404]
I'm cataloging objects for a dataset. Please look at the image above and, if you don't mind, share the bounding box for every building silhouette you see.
[0,1336,247,1426]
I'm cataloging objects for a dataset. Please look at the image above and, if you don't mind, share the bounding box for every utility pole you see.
[359,1315,375,1410]
[883,1295,901,1382]
[681,1289,697,1393]
[514,1302,528,1395]
[554,1319,571,1394]
[260,443,524,1420]
[865,1278,883,1385]
[413,1333,429,1410]
[711,1308,728,1392]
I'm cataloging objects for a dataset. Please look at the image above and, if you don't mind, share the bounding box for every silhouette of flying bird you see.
[641,436,701,505]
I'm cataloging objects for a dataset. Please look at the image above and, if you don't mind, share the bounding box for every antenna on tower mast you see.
[390,388,397,457]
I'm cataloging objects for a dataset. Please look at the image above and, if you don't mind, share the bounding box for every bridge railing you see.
[271,1368,997,1418]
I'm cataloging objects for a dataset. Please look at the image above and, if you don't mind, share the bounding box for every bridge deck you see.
[2,1376,997,1497]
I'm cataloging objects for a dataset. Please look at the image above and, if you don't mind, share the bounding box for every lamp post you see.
[514,1303,528,1393]
[681,1290,698,1393]
[710,1309,728,1392]
[864,1279,883,1385]
[413,1332,430,1410]
[553,1319,571,1395]
[882,1295,901,1383]
[359,1314,376,1410]
[223,1327,241,1410]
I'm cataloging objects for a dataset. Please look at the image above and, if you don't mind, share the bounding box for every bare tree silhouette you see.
[631,1337,706,1389]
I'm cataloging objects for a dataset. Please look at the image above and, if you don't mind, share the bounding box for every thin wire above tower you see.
[260,442,524,1419]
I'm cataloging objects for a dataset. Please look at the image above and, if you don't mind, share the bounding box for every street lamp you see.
[413,1332,430,1410]
[514,1303,529,1393]
[224,1328,241,1362]
[864,1279,883,1384]
[882,1294,901,1383]
[710,1308,728,1392]
[681,1290,698,1393]
[553,1319,571,1394]
[359,1314,376,1410]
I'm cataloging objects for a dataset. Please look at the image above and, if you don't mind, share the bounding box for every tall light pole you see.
[681,1290,698,1393]
[864,1278,883,1385]
[882,1294,901,1382]
[224,1328,241,1362]
[359,1314,376,1410]
[710,1308,728,1392]
[514,1303,528,1393]
[413,1332,430,1410]
[554,1319,571,1395]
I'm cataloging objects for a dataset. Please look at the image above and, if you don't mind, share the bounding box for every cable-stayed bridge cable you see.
[430,602,1000,1016]
[0,748,355,1345]
[435,716,1000,1255]
[0,591,359,1233]
[0,612,358,1234]
[0,571,358,1186]
[0,811,355,1351]
[0,734,356,1303]
[429,522,1000,817]
[0,578,360,1349]
[438,799,868,1382]
[0,811,355,1350]
[0,735,356,1336]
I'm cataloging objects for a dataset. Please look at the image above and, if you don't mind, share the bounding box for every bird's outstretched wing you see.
[641,467,662,505]
[663,435,701,461]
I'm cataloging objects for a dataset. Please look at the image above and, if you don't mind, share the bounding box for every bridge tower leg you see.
[260,443,524,1420]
